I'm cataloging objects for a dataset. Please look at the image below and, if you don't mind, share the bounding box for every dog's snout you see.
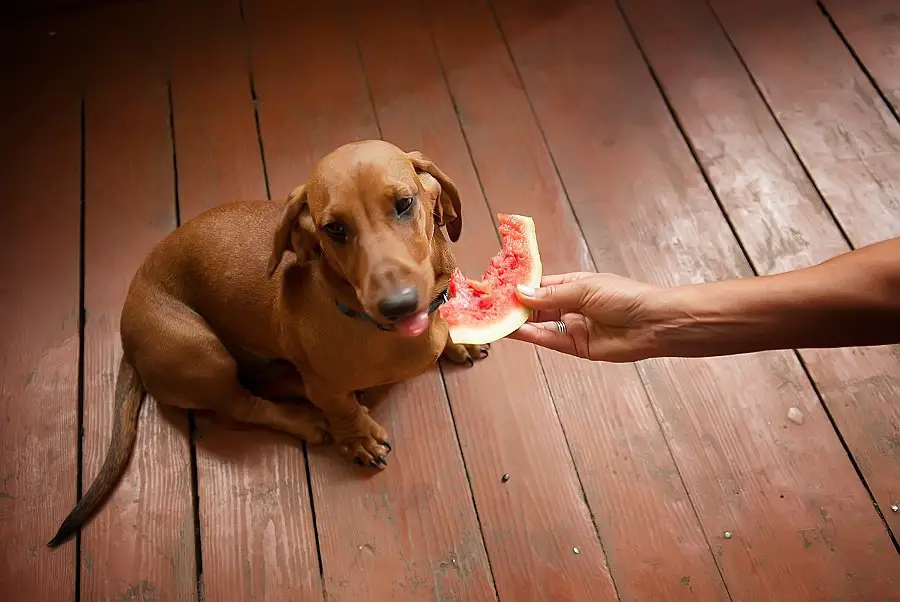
[378,287,420,321]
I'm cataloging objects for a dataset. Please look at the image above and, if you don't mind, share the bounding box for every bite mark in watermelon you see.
[439,213,542,345]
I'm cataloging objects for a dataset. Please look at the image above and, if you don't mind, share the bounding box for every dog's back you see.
[122,200,289,359]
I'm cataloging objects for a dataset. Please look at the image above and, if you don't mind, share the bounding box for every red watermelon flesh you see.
[439,213,542,345]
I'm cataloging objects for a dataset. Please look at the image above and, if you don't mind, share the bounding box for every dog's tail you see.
[47,355,146,548]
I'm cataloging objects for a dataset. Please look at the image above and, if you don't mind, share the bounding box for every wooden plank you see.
[0,14,81,602]
[621,0,900,545]
[79,3,197,600]
[169,0,267,218]
[244,0,378,198]
[165,1,323,600]
[493,0,900,598]
[708,0,900,540]
[708,0,900,247]
[423,0,730,599]
[308,377,496,602]
[242,1,494,600]
[619,0,849,273]
[820,0,900,115]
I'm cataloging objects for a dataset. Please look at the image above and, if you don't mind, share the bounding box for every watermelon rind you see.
[446,214,543,345]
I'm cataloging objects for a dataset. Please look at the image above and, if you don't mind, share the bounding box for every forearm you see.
[649,237,900,357]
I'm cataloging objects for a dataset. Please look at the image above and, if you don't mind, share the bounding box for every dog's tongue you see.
[394,311,430,337]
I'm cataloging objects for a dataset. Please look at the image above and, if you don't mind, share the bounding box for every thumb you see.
[516,281,590,311]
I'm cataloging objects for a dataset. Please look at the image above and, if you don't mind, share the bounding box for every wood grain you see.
[308,376,496,602]
[79,3,197,600]
[621,0,900,547]
[821,0,900,114]
[243,0,378,199]
[166,0,323,600]
[493,0,900,598]
[243,1,494,600]
[169,0,267,218]
[708,0,900,247]
[424,0,729,599]
[0,13,81,602]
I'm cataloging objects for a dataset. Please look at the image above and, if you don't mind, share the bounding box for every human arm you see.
[647,236,900,358]
[509,237,900,361]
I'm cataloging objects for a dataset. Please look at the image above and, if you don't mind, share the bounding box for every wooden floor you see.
[2,0,900,600]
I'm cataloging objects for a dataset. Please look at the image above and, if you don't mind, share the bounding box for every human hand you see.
[507,272,664,362]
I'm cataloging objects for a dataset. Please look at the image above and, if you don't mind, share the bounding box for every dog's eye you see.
[395,196,416,217]
[322,222,349,243]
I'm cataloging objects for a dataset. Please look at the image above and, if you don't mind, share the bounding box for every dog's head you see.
[268,140,462,336]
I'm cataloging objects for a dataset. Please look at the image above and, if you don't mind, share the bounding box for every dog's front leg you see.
[441,334,490,367]
[306,385,392,469]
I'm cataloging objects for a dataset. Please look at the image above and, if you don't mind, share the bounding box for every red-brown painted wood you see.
[6,0,900,598]
[821,0,900,114]
[79,3,197,600]
[243,0,379,198]
[494,0,900,598]
[710,0,900,545]
[169,0,267,217]
[709,0,900,247]
[0,13,81,602]
[622,0,900,549]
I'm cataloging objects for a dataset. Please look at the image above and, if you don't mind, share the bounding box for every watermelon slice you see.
[439,213,542,345]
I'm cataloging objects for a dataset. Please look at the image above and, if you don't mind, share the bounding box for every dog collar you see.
[335,289,450,332]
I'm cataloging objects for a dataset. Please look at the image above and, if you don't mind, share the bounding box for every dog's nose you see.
[378,287,420,321]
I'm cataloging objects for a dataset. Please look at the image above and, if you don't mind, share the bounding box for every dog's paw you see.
[336,414,393,469]
[441,342,490,366]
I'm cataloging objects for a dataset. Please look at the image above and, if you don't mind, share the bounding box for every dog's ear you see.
[407,151,462,242]
[268,184,320,277]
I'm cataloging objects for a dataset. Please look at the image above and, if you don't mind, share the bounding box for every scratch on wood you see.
[116,581,159,602]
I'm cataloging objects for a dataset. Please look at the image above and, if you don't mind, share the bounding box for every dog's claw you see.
[339,417,392,468]
[466,356,474,367]
[382,439,393,451]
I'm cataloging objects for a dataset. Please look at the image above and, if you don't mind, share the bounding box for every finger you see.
[516,279,592,313]
[526,308,586,324]
[526,307,562,323]
[528,320,574,332]
[538,272,594,287]
[507,323,579,356]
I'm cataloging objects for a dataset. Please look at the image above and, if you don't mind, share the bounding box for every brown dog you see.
[48,140,489,547]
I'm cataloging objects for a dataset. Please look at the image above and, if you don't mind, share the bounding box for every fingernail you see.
[517,284,536,297]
